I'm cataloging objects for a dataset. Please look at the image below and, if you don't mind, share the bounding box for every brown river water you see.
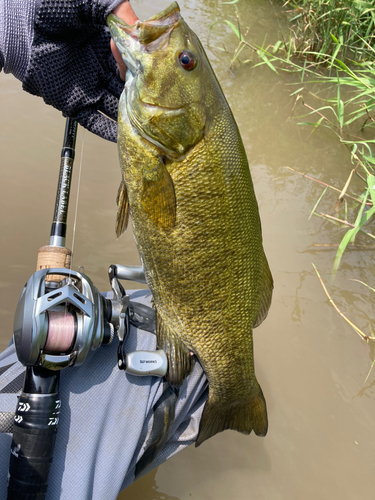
[1,0,374,498]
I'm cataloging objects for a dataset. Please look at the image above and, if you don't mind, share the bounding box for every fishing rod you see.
[7,118,167,500]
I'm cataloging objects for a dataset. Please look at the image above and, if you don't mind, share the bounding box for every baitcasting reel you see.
[13,264,167,376]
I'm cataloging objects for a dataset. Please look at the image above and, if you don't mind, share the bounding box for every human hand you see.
[22,0,139,142]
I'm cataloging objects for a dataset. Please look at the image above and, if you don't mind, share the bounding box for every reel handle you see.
[124,350,168,377]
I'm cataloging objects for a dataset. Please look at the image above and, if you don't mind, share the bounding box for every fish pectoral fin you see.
[156,310,193,386]
[253,251,274,329]
[195,381,268,447]
[115,177,130,239]
[141,161,176,230]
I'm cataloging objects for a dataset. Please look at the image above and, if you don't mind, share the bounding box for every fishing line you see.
[45,311,75,353]
[70,129,85,272]
[60,128,84,325]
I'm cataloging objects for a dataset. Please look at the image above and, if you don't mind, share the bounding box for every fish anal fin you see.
[141,162,176,230]
[253,251,274,329]
[195,382,268,447]
[116,178,130,239]
[156,311,193,386]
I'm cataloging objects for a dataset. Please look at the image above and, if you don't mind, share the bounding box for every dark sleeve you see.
[0,0,37,80]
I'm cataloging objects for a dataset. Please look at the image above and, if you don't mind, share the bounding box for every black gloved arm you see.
[1,0,128,142]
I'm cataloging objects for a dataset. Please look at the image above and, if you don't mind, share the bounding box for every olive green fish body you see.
[108,2,273,446]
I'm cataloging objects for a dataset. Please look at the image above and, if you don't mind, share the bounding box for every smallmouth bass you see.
[107,2,273,446]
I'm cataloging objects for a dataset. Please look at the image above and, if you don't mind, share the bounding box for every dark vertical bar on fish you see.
[49,118,78,247]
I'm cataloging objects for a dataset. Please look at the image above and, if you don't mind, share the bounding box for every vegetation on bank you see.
[281,0,375,62]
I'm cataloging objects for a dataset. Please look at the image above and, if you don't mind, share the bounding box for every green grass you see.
[258,52,375,272]
[281,0,375,63]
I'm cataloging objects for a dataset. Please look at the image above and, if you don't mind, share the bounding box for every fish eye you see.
[178,50,197,71]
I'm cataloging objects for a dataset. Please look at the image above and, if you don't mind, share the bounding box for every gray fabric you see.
[0,289,208,500]
[0,0,126,141]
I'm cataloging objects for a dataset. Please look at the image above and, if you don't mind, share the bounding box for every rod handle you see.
[36,245,72,282]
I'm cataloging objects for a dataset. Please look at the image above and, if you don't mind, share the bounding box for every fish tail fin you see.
[195,382,268,447]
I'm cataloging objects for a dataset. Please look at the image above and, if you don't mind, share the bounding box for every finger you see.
[113,1,139,26]
[111,38,126,81]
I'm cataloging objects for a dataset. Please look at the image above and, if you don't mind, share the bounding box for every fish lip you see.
[107,14,137,43]
[140,2,181,23]
[107,2,181,33]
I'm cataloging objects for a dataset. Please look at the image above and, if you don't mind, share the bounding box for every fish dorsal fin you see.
[115,177,130,239]
[253,251,273,329]
[156,310,193,386]
[142,161,176,230]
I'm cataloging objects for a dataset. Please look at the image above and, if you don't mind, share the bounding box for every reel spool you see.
[8,261,168,500]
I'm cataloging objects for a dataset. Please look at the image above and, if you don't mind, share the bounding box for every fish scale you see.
[108,1,273,447]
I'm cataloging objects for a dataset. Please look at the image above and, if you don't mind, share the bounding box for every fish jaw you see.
[107,16,140,77]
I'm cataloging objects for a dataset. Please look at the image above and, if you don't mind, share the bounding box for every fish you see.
[107,2,273,447]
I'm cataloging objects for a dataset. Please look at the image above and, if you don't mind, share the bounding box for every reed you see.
[281,0,375,63]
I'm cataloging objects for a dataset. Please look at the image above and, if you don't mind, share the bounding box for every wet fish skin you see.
[108,2,273,446]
